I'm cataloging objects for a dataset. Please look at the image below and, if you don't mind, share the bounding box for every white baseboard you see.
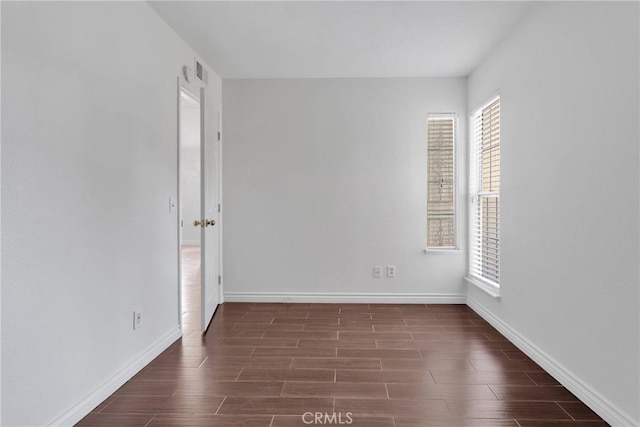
[47,327,182,427]
[467,297,637,427]
[224,292,467,304]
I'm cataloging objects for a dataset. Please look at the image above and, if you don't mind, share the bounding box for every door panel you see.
[200,87,220,332]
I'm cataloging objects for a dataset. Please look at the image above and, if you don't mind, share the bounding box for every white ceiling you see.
[149,1,534,79]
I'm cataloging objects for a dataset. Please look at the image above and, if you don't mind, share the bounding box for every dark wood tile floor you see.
[77,303,608,427]
[77,250,608,427]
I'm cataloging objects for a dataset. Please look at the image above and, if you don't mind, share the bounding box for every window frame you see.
[425,113,459,252]
[467,94,501,297]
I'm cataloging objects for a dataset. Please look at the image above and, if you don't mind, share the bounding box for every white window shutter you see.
[470,97,500,285]
[427,115,456,249]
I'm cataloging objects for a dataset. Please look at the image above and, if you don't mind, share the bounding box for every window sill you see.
[465,275,501,299]
[424,248,461,254]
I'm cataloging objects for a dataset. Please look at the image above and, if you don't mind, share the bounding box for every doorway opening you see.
[179,89,201,337]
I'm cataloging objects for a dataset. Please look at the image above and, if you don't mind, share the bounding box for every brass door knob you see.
[206,219,216,227]
[193,220,203,227]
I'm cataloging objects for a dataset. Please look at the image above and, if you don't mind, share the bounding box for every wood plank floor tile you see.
[76,413,154,426]
[371,313,435,320]
[218,338,299,347]
[516,421,609,427]
[232,324,305,332]
[405,319,476,326]
[381,358,475,371]
[217,397,333,415]
[146,354,208,368]
[146,415,273,427]
[420,347,510,360]
[235,312,307,325]
[282,382,388,398]
[100,395,225,414]
[336,369,434,383]
[199,357,293,369]
[303,324,375,332]
[308,304,341,311]
[164,345,255,357]
[272,415,395,427]
[251,313,308,320]
[501,349,535,361]
[441,325,500,332]
[434,312,481,320]
[371,304,421,309]
[338,332,413,340]
[213,330,266,338]
[526,372,562,386]
[386,383,497,400]
[394,419,519,427]
[251,347,337,358]
[343,306,387,312]
[375,339,422,349]
[469,359,545,372]
[334,398,451,418]
[373,325,443,332]
[89,396,116,414]
[292,357,382,370]
[422,341,520,350]
[298,339,378,348]
[174,381,284,397]
[489,385,578,401]
[340,319,408,326]
[409,331,447,340]
[308,312,373,320]
[113,380,178,396]
[237,368,335,382]
[431,371,537,385]
[557,402,604,421]
[336,349,422,359]
[273,317,339,325]
[238,313,277,322]
[245,304,297,311]
[425,304,468,311]
[446,400,572,420]
[135,366,241,381]
[263,331,338,340]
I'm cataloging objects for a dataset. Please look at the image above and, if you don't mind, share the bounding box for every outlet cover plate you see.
[133,311,142,330]
[387,265,396,278]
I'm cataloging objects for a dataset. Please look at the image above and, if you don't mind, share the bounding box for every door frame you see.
[176,80,201,334]
[176,77,223,334]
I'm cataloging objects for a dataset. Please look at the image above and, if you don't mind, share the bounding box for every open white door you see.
[199,87,220,332]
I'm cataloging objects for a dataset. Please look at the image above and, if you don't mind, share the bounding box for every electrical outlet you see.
[374,266,383,278]
[387,265,396,278]
[133,311,142,330]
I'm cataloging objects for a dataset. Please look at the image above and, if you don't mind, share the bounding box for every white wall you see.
[222,78,467,301]
[180,106,201,246]
[467,2,639,425]
[1,2,221,425]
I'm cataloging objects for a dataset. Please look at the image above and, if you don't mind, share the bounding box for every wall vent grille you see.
[195,60,208,85]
